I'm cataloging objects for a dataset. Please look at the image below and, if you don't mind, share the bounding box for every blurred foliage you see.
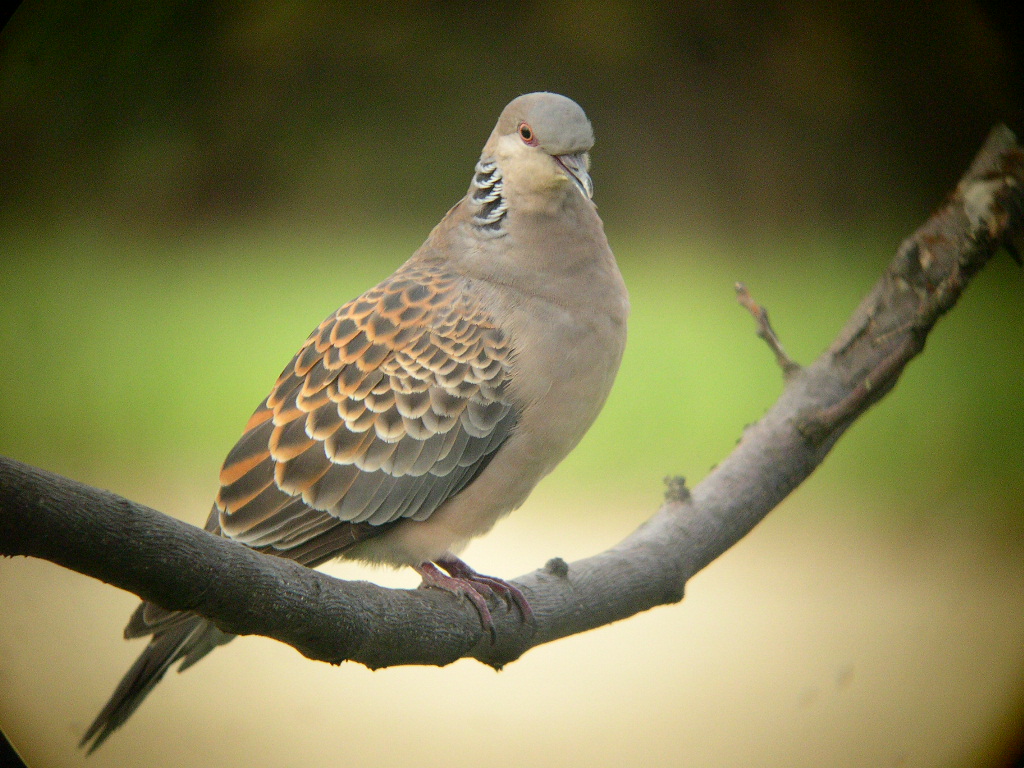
[1,0,1022,237]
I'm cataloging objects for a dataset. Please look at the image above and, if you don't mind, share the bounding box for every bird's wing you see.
[211,260,516,567]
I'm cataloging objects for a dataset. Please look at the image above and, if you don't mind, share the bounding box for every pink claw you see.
[414,556,534,640]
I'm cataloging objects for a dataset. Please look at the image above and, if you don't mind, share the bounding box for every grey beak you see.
[554,153,594,199]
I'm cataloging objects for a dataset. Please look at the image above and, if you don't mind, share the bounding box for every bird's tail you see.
[80,610,232,753]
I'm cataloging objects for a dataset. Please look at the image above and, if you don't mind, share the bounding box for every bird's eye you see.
[518,122,538,146]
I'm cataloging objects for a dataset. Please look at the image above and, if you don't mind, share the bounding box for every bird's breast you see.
[503,273,627,476]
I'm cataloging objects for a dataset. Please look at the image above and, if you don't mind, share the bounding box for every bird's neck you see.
[418,190,621,316]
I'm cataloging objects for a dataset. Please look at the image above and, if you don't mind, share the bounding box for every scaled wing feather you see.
[213,262,516,564]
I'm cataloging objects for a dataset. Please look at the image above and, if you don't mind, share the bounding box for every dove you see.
[82,91,628,751]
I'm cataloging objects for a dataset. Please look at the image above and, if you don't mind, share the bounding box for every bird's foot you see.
[414,557,533,641]
[435,556,534,625]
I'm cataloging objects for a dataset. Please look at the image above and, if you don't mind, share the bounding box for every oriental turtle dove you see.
[83,92,628,751]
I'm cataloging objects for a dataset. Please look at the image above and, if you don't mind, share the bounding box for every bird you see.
[81,92,629,752]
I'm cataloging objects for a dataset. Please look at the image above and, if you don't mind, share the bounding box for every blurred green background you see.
[1,2,1023,767]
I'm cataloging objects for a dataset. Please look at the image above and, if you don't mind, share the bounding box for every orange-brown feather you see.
[212,262,517,564]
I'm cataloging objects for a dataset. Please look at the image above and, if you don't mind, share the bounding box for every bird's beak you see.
[554,153,594,199]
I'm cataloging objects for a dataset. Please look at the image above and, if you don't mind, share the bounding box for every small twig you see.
[735,283,801,377]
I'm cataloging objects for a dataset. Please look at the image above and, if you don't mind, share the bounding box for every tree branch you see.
[1,125,1021,671]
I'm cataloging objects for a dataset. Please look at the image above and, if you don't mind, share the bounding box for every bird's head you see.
[483,92,595,202]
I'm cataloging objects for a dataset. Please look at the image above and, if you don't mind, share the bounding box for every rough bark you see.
[1,125,1021,671]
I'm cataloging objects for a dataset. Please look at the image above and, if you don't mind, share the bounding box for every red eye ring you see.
[518,122,538,146]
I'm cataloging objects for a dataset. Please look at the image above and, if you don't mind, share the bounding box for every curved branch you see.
[1,125,1021,671]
